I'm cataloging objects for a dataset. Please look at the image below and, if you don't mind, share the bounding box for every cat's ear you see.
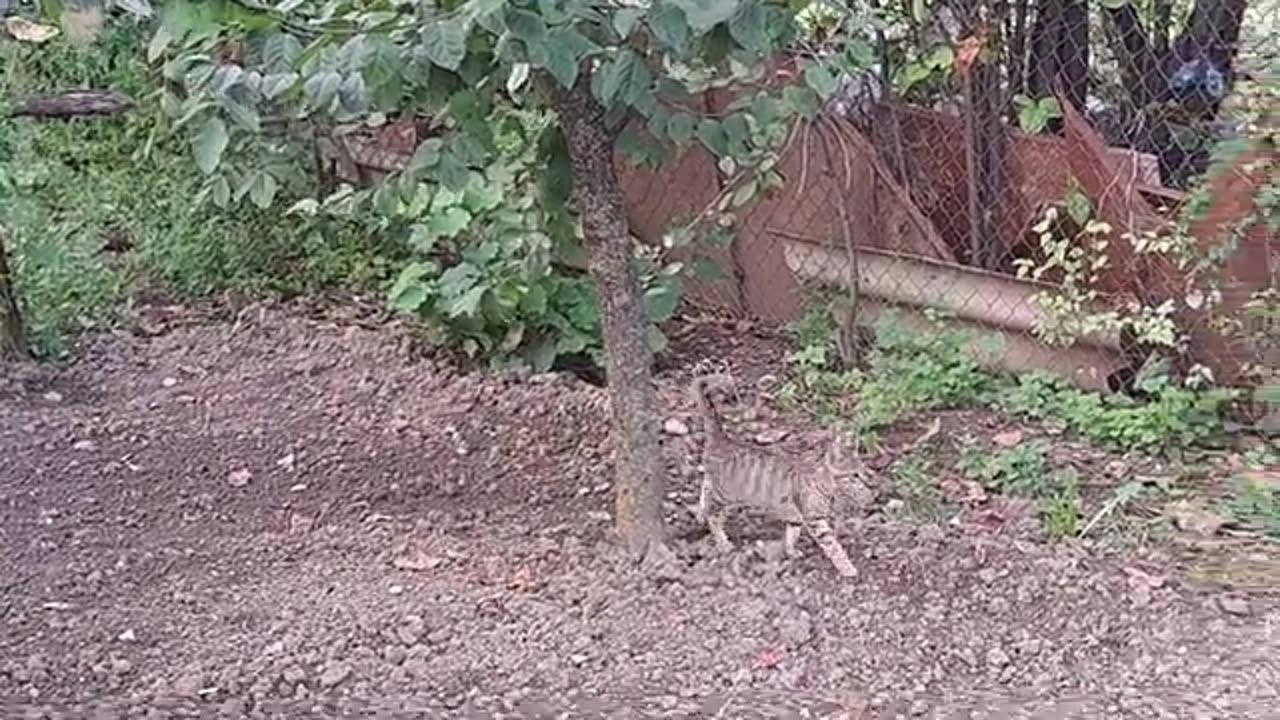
[823,436,844,472]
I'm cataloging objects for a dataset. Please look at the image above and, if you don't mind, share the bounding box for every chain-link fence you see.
[620,0,1277,404]
[333,1,1277,406]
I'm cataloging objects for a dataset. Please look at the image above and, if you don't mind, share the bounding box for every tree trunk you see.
[548,78,667,557]
[8,90,132,119]
[0,231,28,360]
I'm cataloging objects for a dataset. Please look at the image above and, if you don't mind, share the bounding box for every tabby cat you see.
[691,373,860,578]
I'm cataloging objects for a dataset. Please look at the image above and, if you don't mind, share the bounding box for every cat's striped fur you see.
[691,373,859,578]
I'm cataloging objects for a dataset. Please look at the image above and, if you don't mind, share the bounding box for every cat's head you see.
[820,431,865,478]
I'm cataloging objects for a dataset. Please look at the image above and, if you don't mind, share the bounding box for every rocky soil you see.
[2,304,1277,719]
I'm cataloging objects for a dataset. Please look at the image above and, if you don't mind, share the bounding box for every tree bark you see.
[8,91,132,119]
[0,230,28,360]
[547,77,667,557]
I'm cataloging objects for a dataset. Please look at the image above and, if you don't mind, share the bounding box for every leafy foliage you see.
[1223,478,1280,538]
[959,438,1051,497]
[888,451,947,522]
[995,371,1231,452]
[140,0,876,372]
[779,296,1231,453]
[0,25,399,354]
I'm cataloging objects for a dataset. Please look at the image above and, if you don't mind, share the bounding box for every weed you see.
[780,306,991,439]
[889,452,948,522]
[1079,481,1147,538]
[996,371,1231,452]
[1039,470,1083,540]
[1223,479,1280,538]
[959,438,1052,497]
[857,311,993,431]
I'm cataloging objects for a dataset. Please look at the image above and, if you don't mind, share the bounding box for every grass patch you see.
[778,299,1232,454]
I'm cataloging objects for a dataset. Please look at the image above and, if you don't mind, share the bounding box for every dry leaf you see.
[953,27,989,78]
[509,564,535,591]
[755,647,784,668]
[227,469,252,487]
[392,548,444,572]
[991,429,1023,448]
[5,17,59,43]
[1167,500,1225,537]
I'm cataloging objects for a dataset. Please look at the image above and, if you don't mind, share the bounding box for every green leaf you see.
[421,18,468,71]
[191,116,228,175]
[613,7,644,37]
[666,113,696,145]
[697,118,729,156]
[730,178,758,207]
[728,0,767,52]
[409,138,444,173]
[527,335,558,372]
[644,283,680,321]
[247,171,278,208]
[448,285,487,317]
[304,70,342,111]
[388,261,436,312]
[1065,189,1093,227]
[1098,0,1129,8]
[209,175,231,207]
[649,1,690,52]
[690,257,726,280]
[781,84,820,119]
[543,27,597,88]
[645,324,669,354]
[260,72,298,100]
[670,0,740,31]
[592,50,652,107]
[721,112,750,155]
[911,0,929,24]
[464,183,504,212]
[803,60,838,99]
[504,8,547,45]
[429,206,473,238]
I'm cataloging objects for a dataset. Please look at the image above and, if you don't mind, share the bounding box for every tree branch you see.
[8,91,133,119]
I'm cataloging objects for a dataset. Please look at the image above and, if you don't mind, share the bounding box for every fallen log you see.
[8,90,132,119]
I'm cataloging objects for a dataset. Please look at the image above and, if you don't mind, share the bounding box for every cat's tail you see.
[690,373,732,442]
[806,518,859,579]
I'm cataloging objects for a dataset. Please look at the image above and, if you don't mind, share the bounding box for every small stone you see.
[277,453,296,471]
[72,439,97,452]
[389,585,404,596]
[161,377,178,388]
[281,666,306,685]
[227,469,252,488]
[118,629,137,643]
[1218,596,1251,616]
[754,428,789,445]
[110,658,133,676]
[397,615,426,645]
[43,391,63,403]
[318,663,350,689]
[662,417,690,436]
[778,609,813,648]
[986,647,1011,668]
[169,672,204,699]
[382,645,406,665]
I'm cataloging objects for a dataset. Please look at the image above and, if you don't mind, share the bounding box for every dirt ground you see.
[2,301,1278,719]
